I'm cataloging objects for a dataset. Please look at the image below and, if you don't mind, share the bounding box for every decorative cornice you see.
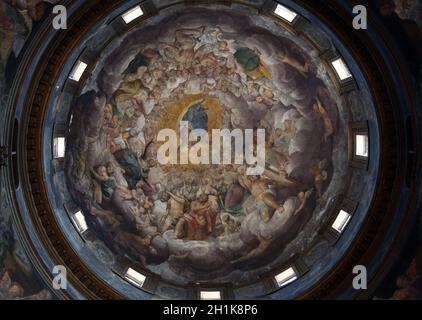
[294,0,420,300]
[0,146,7,168]
[20,0,126,300]
[4,0,421,300]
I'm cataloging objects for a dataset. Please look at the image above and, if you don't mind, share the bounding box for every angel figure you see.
[313,98,333,142]
[310,159,328,197]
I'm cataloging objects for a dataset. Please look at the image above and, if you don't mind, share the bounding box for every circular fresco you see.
[65,6,349,285]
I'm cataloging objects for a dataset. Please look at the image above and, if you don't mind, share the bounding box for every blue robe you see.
[113,148,144,189]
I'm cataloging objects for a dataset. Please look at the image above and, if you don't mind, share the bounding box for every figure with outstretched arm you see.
[175,26,206,48]
[161,191,186,232]
[237,166,302,212]
[91,165,118,205]
[275,50,310,76]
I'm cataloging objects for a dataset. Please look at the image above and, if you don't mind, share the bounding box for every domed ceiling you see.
[65,6,348,286]
[40,1,381,299]
[1,0,420,301]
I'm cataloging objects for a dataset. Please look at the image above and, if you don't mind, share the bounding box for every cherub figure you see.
[275,49,310,76]
[310,160,328,197]
[293,189,314,215]
[91,165,118,205]
[176,194,217,240]
[313,99,333,142]
[196,178,218,198]
[221,214,239,237]
[237,166,301,212]
[161,191,186,232]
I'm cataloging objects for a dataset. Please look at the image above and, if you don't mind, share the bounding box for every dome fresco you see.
[0,0,420,302]
[65,7,348,285]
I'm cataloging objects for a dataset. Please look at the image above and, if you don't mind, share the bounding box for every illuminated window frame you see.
[331,57,352,81]
[69,60,88,82]
[274,267,298,288]
[121,5,144,24]
[273,3,298,23]
[53,137,66,159]
[331,210,352,233]
[200,291,222,300]
[71,210,88,234]
[124,267,146,288]
[349,122,369,170]
[355,133,369,158]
